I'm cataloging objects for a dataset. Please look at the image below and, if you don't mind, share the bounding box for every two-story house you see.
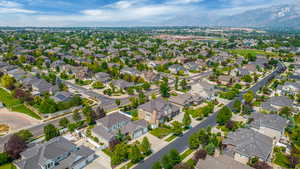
[14,136,95,169]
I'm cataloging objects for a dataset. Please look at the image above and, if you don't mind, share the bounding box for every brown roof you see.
[196,155,253,169]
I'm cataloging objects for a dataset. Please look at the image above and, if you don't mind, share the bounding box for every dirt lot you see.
[0,108,41,133]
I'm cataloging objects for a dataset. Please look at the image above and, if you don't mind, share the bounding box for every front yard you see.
[150,126,173,139]
[0,88,41,120]
[0,163,16,169]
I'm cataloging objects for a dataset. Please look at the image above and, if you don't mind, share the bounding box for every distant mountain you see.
[214,4,300,30]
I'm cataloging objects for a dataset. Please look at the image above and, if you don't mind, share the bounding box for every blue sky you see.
[0,0,296,26]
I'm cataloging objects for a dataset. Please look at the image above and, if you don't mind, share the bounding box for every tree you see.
[232,99,241,113]
[243,90,254,104]
[241,75,253,83]
[172,121,183,136]
[225,120,235,130]
[180,79,188,90]
[1,74,15,89]
[152,162,162,169]
[141,137,151,155]
[39,98,57,114]
[160,80,170,98]
[4,135,26,159]
[92,81,104,89]
[72,111,81,122]
[175,76,179,90]
[94,106,106,119]
[129,145,143,163]
[169,149,181,166]
[182,112,191,128]
[111,143,129,166]
[188,133,200,149]
[252,161,272,169]
[44,124,60,141]
[193,149,207,161]
[204,143,215,156]
[16,130,33,142]
[216,106,232,125]
[0,152,12,165]
[59,117,69,128]
[198,129,209,146]
[173,163,192,169]
[161,154,172,169]
[279,106,292,116]
[115,99,121,106]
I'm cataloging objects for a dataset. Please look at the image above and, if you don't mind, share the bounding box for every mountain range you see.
[212,4,300,30]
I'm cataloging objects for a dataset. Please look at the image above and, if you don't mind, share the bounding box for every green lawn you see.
[165,134,177,142]
[180,149,194,161]
[0,88,41,120]
[0,163,16,169]
[273,152,290,169]
[150,127,173,139]
[228,49,277,57]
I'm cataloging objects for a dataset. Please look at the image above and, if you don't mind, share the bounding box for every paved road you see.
[133,62,286,169]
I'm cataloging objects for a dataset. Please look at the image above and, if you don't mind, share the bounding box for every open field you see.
[228,49,278,57]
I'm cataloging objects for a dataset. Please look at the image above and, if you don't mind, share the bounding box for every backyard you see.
[0,164,16,169]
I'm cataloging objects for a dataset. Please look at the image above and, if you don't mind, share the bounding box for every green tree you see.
[188,133,200,149]
[72,111,81,122]
[59,117,69,128]
[169,149,181,166]
[216,106,232,125]
[204,143,215,155]
[16,130,33,142]
[175,76,179,90]
[172,121,183,136]
[180,79,188,90]
[161,154,172,169]
[140,137,152,155]
[111,143,129,166]
[44,124,60,141]
[241,75,253,83]
[1,74,14,89]
[129,145,143,163]
[115,99,121,106]
[160,80,170,98]
[0,152,12,165]
[92,81,105,89]
[39,98,57,114]
[182,112,191,128]
[243,90,254,104]
[232,99,241,113]
[198,129,209,146]
[152,162,162,169]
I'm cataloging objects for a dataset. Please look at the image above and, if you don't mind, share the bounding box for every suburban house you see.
[21,77,59,96]
[169,93,203,108]
[50,91,73,103]
[142,71,161,82]
[249,112,288,143]
[92,112,148,147]
[111,79,135,90]
[195,155,253,169]
[223,128,273,164]
[168,64,186,74]
[218,75,236,85]
[120,67,140,76]
[231,68,250,77]
[261,96,294,112]
[138,98,180,128]
[191,80,216,100]
[93,72,111,84]
[14,136,95,169]
[277,82,300,95]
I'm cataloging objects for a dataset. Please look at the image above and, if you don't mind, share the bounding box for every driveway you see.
[0,108,41,133]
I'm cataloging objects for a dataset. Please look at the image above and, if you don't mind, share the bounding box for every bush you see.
[0,152,12,165]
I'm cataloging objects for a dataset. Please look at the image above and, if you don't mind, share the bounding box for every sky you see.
[0,0,297,27]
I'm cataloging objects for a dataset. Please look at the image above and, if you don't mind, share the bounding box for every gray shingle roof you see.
[223,128,273,161]
[196,155,253,169]
[96,112,131,129]
[15,137,93,169]
[249,112,287,132]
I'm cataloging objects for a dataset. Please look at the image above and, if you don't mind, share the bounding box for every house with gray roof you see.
[93,72,111,83]
[14,136,95,169]
[50,91,73,103]
[111,79,135,90]
[223,128,273,164]
[168,64,186,74]
[191,80,216,100]
[138,98,180,128]
[249,112,287,142]
[169,93,203,108]
[278,82,300,95]
[195,155,253,169]
[261,96,294,112]
[120,67,140,76]
[92,112,147,147]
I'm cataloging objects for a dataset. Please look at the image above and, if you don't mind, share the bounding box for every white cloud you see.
[0,0,36,13]
[167,0,202,5]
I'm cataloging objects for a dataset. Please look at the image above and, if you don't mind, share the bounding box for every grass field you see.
[228,49,278,57]
[0,163,16,169]
[0,88,41,120]
[150,127,173,139]
[165,134,177,142]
